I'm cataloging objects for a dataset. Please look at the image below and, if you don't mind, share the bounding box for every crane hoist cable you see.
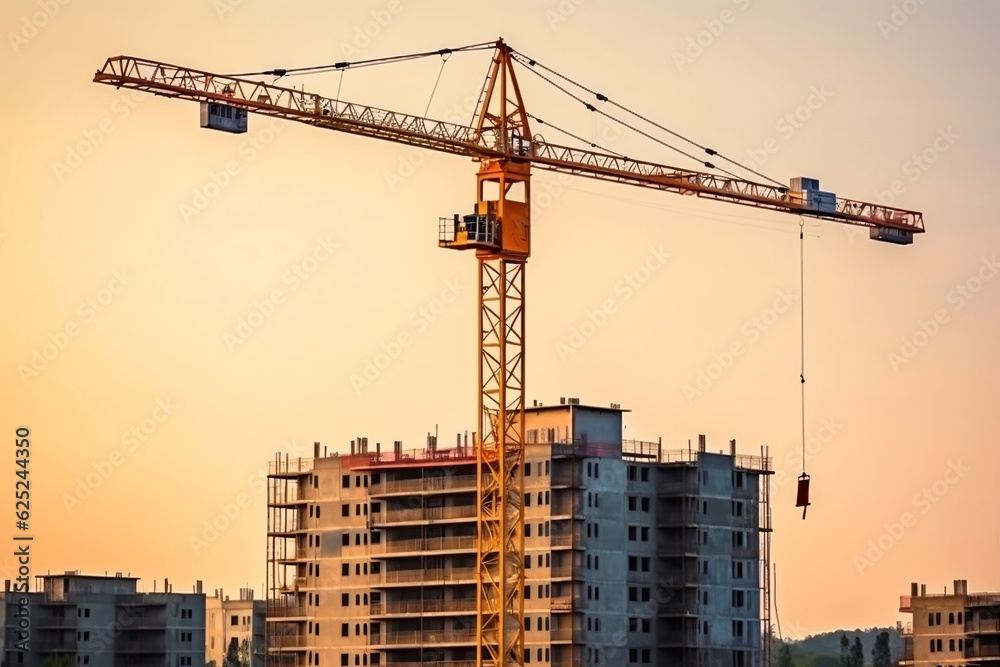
[796,217,812,519]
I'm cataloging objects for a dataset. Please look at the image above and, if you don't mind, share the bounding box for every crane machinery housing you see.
[93,37,925,667]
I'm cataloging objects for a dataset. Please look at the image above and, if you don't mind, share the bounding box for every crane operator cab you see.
[438,201,502,252]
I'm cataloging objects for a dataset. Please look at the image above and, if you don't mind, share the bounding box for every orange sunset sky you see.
[2,0,999,638]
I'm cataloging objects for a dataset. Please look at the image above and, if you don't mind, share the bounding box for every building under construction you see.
[266,399,772,667]
[899,579,1000,667]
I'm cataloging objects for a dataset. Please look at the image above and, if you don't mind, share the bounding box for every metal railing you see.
[657,509,700,525]
[550,532,581,548]
[371,598,477,615]
[550,442,622,459]
[269,458,313,475]
[267,603,307,618]
[267,635,314,650]
[967,617,1000,633]
[550,565,575,579]
[381,567,477,584]
[550,596,574,612]
[620,443,772,472]
[385,661,481,667]
[376,505,478,524]
[967,644,1000,659]
[371,629,478,646]
[370,475,477,496]
[377,536,476,554]
[655,481,701,495]
[658,628,699,646]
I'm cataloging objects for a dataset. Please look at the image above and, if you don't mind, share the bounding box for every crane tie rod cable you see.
[511,49,787,189]
[224,41,496,79]
[511,53,746,182]
[424,51,451,117]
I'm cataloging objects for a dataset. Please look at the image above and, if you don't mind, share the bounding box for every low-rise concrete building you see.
[0,571,206,667]
[899,579,1000,667]
[207,587,265,667]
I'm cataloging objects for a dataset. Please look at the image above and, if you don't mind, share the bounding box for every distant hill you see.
[775,627,903,667]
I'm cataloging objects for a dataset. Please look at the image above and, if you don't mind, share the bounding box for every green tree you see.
[850,637,865,667]
[225,636,240,667]
[872,631,892,667]
[43,659,74,667]
[841,634,850,667]
[238,637,251,666]
[777,641,795,667]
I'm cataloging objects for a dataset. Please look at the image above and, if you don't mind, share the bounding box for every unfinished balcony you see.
[369,474,477,498]
[370,597,476,618]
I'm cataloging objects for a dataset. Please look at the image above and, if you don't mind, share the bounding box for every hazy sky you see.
[2,0,999,638]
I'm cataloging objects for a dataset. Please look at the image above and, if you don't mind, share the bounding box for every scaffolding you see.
[760,445,773,667]
[266,451,313,667]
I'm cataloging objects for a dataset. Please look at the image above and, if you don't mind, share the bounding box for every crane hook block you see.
[795,473,811,520]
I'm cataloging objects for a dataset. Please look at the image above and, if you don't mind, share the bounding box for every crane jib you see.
[93,55,923,243]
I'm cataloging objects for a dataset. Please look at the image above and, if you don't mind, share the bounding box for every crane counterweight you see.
[199,101,247,133]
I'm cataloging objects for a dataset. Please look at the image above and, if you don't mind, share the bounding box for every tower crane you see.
[93,38,925,667]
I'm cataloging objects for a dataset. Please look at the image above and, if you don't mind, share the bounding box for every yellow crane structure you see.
[93,38,925,667]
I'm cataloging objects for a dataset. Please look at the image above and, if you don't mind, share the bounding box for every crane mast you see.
[93,38,926,667]
[453,43,531,667]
